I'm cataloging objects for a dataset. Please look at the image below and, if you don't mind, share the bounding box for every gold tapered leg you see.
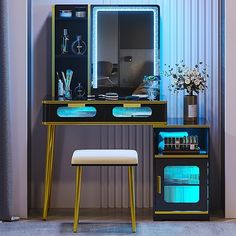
[47,125,56,209]
[42,125,56,220]
[128,166,136,233]
[73,166,83,233]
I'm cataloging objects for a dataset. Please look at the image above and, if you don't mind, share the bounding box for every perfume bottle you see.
[61,29,69,54]
[74,82,85,99]
[190,136,195,150]
[71,35,87,55]
[175,137,180,150]
[75,8,86,18]
[58,79,64,99]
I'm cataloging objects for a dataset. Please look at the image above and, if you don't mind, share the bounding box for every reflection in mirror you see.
[91,6,160,97]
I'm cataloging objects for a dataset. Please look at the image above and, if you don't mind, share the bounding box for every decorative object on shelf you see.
[71,35,87,55]
[57,72,64,100]
[74,82,85,99]
[61,29,70,54]
[143,75,160,101]
[62,69,73,100]
[98,92,119,101]
[163,135,200,154]
[163,60,208,124]
[75,8,86,18]
[59,10,72,18]
[87,95,95,101]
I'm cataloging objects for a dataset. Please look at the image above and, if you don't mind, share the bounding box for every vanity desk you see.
[42,99,209,221]
[42,99,167,221]
[42,4,209,221]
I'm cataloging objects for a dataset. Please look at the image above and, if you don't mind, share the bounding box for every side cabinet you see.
[153,126,210,220]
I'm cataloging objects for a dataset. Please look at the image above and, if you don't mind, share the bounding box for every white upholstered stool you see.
[71,149,138,233]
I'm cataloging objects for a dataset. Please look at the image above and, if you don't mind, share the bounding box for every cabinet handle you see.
[68,104,85,107]
[123,103,141,108]
[157,176,161,194]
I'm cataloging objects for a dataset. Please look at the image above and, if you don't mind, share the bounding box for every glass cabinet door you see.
[164,166,200,203]
[154,159,208,212]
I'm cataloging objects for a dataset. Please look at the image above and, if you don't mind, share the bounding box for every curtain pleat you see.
[0,0,12,220]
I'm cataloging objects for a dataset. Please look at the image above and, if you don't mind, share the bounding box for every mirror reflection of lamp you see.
[124,56,132,62]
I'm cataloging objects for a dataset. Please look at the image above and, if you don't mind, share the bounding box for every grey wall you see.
[8,0,28,218]
[30,0,222,211]
[225,0,236,218]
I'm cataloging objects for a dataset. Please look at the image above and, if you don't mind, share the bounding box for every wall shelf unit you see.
[53,5,89,100]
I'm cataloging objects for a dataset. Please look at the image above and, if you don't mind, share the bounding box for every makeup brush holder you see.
[64,88,72,100]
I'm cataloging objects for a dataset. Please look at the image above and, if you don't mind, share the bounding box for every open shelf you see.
[56,17,87,21]
[56,55,87,59]
[155,154,208,159]
[54,4,89,99]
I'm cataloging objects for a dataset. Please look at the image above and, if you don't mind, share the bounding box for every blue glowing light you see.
[159,132,188,150]
[92,6,159,88]
[57,106,97,117]
[159,132,188,138]
[164,166,200,203]
[164,186,200,203]
[112,107,152,118]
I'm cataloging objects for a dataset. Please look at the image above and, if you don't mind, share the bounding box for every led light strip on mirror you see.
[92,5,160,88]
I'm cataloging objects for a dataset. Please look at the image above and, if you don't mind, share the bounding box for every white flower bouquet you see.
[163,60,208,95]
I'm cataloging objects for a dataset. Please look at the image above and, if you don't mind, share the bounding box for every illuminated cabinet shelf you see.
[153,126,210,220]
[53,5,89,100]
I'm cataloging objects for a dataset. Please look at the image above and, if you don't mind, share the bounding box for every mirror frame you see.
[91,5,160,89]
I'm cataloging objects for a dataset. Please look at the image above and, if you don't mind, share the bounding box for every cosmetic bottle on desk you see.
[58,79,64,100]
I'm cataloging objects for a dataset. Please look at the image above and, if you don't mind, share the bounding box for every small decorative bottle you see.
[58,79,64,100]
[190,136,195,150]
[74,82,85,99]
[61,29,69,54]
[71,35,87,55]
[164,138,168,151]
[175,137,180,150]
[183,136,186,150]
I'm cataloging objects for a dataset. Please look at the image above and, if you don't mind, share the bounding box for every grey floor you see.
[0,209,235,236]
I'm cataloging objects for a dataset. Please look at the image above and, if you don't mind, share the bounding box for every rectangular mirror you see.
[91,5,160,97]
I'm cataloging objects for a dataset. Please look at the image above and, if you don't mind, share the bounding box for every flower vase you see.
[184,95,198,124]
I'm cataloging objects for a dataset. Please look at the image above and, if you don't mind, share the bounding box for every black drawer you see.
[42,101,167,124]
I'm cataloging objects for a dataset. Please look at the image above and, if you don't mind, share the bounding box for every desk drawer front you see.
[43,103,167,124]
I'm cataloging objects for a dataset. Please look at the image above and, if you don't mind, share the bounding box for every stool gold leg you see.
[42,125,56,220]
[73,166,83,233]
[128,166,136,233]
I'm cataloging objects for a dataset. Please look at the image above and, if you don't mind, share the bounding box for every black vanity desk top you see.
[42,99,167,105]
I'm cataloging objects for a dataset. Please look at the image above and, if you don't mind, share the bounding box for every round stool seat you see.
[71,149,138,165]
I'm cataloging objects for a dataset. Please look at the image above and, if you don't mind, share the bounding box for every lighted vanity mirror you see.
[91,5,160,96]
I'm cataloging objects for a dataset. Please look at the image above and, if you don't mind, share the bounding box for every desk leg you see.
[42,125,56,220]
